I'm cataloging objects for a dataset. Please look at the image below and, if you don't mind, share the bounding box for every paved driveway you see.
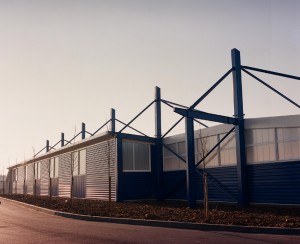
[0,198,299,243]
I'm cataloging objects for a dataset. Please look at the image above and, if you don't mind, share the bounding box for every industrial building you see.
[6,49,300,207]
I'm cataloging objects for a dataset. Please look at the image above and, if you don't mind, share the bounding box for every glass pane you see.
[164,157,179,170]
[134,142,150,170]
[50,158,54,178]
[179,159,186,170]
[123,141,134,171]
[178,142,186,155]
[25,166,28,180]
[246,146,255,162]
[72,151,79,176]
[79,149,86,175]
[55,157,59,178]
[204,151,218,168]
[245,129,254,145]
[164,143,177,157]
[278,142,285,160]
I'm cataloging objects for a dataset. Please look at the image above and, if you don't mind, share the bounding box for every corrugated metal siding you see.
[13,181,17,194]
[17,166,24,194]
[73,175,86,198]
[247,161,300,204]
[59,152,71,197]
[51,178,58,196]
[196,167,237,202]
[5,170,12,194]
[163,167,238,202]
[40,159,49,196]
[86,139,116,200]
[163,171,187,200]
[26,164,34,195]
[35,179,41,195]
[122,172,154,200]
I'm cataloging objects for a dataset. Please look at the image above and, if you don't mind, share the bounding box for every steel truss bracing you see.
[18,48,300,208]
[174,48,300,208]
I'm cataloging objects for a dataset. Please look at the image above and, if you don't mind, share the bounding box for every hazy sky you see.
[1,0,300,173]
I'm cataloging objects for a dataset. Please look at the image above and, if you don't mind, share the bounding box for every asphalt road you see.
[0,198,299,244]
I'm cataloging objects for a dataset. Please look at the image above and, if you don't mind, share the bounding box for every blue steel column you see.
[185,117,196,208]
[46,140,49,152]
[61,133,65,147]
[116,137,123,202]
[155,86,163,201]
[231,48,248,206]
[111,108,116,133]
[81,122,86,140]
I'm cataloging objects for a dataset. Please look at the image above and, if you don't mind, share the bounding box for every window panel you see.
[123,141,134,171]
[72,151,79,176]
[25,166,27,180]
[54,157,59,178]
[164,157,179,170]
[123,141,151,171]
[134,143,150,170]
[79,149,86,175]
[178,142,186,155]
[50,158,54,178]
[164,143,177,157]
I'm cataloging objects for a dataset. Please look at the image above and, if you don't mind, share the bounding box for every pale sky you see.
[1,0,300,173]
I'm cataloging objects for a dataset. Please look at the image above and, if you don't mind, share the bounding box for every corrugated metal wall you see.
[247,160,300,204]
[163,170,187,200]
[86,139,116,200]
[58,152,72,197]
[26,163,34,195]
[5,169,12,194]
[36,179,41,195]
[196,167,237,202]
[40,159,49,196]
[163,166,238,202]
[51,178,58,196]
[17,166,24,194]
[122,172,153,200]
[73,175,86,198]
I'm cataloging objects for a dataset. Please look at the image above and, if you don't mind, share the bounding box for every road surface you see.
[0,198,299,243]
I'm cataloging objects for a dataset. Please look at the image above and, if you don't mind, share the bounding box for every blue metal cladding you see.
[163,166,238,202]
[163,170,187,200]
[122,172,154,200]
[247,161,300,204]
[196,167,238,202]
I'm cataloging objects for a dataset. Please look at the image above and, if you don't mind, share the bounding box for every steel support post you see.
[231,48,248,206]
[155,86,163,201]
[61,133,65,147]
[185,117,196,208]
[110,108,116,133]
[81,122,86,140]
[46,140,49,152]
[116,137,123,202]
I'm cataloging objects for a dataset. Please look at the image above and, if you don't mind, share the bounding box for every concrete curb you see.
[1,197,300,235]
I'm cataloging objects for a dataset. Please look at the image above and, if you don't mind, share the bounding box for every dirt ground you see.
[2,194,300,228]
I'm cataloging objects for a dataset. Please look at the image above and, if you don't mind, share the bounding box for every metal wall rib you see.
[86,139,116,200]
[51,177,58,196]
[26,163,34,195]
[17,166,24,194]
[73,175,86,198]
[247,160,300,204]
[58,152,71,197]
[40,159,49,196]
